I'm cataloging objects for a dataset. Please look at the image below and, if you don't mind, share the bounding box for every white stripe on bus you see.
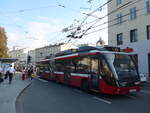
[54,72,64,74]
[53,72,103,79]
[71,73,89,77]
[54,53,78,60]
[53,72,89,77]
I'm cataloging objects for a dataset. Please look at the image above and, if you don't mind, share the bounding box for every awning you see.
[0,58,18,63]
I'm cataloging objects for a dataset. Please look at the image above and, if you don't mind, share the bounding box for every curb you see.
[14,81,32,113]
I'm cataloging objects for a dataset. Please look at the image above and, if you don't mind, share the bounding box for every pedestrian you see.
[21,67,26,80]
[29,66,34,80]
[31,71,36,80]
[0,66,4,83]
[7,65,15,84]
[27,67,31,78]
[4,70,9,80]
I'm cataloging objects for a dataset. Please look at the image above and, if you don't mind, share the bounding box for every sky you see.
[0,0,108,50]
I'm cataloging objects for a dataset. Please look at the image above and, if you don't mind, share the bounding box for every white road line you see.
[125,95,136,99]
[74,89,83,94]
[38,78,48,83]
[93,96,112,104]
[141,90,150,94]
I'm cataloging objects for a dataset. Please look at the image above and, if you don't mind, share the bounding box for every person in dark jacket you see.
[0,67,4,83]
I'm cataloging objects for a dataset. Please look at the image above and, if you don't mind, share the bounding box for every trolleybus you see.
[36,46,141,95]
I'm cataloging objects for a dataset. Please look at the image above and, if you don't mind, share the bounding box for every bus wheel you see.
[81,80,89,92]
[55,76,60,84]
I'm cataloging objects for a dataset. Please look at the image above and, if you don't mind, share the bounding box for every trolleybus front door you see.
[91,74,99,90]
[90,57,99,91]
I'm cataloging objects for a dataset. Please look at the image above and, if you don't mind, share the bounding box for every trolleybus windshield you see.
[103,53,140,86]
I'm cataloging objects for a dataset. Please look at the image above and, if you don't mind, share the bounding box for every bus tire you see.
[81,79,89,92]
[55,76,60,84]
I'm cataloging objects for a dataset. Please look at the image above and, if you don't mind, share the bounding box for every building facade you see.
[9,47,27,69]
[108,0,150,75]
[28,50,36,65]
[34,44,62,63]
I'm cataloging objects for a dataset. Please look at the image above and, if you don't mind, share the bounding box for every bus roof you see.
[39,46,133,62]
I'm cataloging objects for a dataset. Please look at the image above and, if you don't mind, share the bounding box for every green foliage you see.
[0,27,9,58]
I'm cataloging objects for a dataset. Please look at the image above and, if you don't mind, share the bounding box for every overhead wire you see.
[52,0,130,45]
[67,0,144,46]
[65,0,143,33]
[72,0,143,38]
[64,0,113,40]
[0,0,143,48]
[84,7,147,36]
[85,6,145,34]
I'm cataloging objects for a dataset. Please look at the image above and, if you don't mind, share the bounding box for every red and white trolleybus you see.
[36,46,141,95]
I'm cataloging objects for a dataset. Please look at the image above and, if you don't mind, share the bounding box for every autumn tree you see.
[0,27,9,58]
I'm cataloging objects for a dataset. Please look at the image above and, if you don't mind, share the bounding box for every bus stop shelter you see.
[0,58,18,63]
[0,58,18,73]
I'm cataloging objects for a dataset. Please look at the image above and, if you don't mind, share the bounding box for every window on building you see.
[130,7,137,20]
[146,0,150,14]
[130,29,138,42]
[116,0,122,5]
[116,13,123,24]
[117,33,123,45]
[147,25,150,39]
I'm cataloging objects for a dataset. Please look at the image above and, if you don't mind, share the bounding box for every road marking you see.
[125,95,136,99]
[93,96,112,104]
[141,90,150,94]
[74,89,83,94]
[38,78,48,83]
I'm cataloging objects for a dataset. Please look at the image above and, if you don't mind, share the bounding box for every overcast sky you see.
[0,0,108,50]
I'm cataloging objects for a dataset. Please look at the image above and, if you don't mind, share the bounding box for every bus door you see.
[90,57,99,91]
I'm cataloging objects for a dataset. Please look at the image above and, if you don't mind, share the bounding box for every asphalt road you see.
[16,78,150,113]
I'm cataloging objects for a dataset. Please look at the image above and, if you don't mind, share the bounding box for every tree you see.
[0,27,9,58]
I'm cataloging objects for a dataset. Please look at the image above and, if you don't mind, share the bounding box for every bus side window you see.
[76,57,91,74]
[55,60,63,72]
[42,63,50,72]
[100,59,115,86]
[91,57,99,74]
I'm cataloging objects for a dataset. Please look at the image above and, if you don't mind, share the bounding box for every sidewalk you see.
[0,72,31,113]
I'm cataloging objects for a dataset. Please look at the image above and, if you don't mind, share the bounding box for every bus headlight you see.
[135,82,140,85]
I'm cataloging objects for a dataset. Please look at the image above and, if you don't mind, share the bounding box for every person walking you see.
[29,66,34,80]
[7,65,15,84]
[0,66,4,83]
[4,70,9,80]
[21,67,26,80]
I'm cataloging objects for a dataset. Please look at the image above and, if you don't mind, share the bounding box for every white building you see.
[34,44,63,62]
[108,0,150,75]
[9,47,28,69]
[9,47,27,64]
[28,50,36,65]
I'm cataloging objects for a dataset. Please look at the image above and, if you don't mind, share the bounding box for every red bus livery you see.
[36,46,141,95]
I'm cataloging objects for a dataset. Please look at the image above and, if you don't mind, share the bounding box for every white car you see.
[139,73,148,82]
